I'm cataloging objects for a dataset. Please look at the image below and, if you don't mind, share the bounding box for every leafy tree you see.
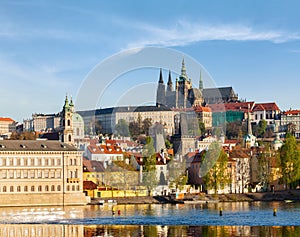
[226,120,246,139]
[165,138,173,149]
[198,122,206,136]
[142,118,152,135]
[287,123,296,136]
[114,119,130,137]
[280,133,300,189]
[168,159,187,191]
[10,131,37,140]
[258,119,267,138]
[201,142,230,194]
[142,137,157,195]
[257,148,273,190]
[129,121,140,139]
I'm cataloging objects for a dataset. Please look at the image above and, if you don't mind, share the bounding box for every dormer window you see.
[0,144,5,148]
[41,144,47,148]
[20,144,26,149]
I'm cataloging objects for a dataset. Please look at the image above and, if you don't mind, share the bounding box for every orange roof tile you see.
[0,117,15,122]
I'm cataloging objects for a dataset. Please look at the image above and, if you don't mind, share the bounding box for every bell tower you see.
[61,95,74,144]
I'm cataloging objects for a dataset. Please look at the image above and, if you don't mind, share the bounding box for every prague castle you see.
[156,59,239,109]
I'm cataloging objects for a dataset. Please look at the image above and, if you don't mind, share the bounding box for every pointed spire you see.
[159,68,164,84]
[69,96,74,107]
[181,58,187,78]
[167,70,172,86]
[64,95,69,109]
[247,104,252,135]
[199,70,203,90]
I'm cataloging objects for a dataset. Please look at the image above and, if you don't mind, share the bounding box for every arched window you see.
[57,185,61,191]
[38,186,42,192]
[10,186,14,192]
[73,159,77,166]
[31,186,35,192]
[45,185,49,191]
[68,134,72,142]
[67,119,71,126]
[76,185,80,191]
[17,186,21,192]
[72,185,75,191]
[70,159,73,166]
[24,186,28,192]
[3,186,6,192]
[51,185,55,191]
[67,185,70,191]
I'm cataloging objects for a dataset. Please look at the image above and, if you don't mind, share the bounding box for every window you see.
[24,186,28,192]
[17,186,21,192]
[3,186,6,192]
[2,171,7,179]
[45,159,49,166]
[70,159,73,166]
[17,159,21,166]
[9,170,14,179]
[67,119,71,126]
[10,186,14,192]
[67,185,70,191]
[51,185,55,191]
[44,170,49,178]
[31,186,35,192]
[57,159,61,166]
[37,170,42,178]
[38,186,42,192]
[45,185,49,192]
[73,159,77,166]
[57,185,61,191]
[68,134,72,142]
[30,171,35,178]
[72,185,75,191]
[23,170,28,178]
[38,159,42,166]
[51,159,55,166]
[17,170,21,178]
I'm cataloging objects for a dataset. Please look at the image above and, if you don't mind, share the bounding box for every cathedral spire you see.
[181,58,187,78]
[167,70,172,86]
[199,70,203,90]
[159,68,164,84]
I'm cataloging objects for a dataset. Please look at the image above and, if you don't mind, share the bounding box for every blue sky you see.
[1,0,300,122]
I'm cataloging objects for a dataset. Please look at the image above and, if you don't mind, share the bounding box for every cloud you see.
[127,20,300,48]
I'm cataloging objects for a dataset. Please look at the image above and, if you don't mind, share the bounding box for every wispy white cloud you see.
[127,20,300,48]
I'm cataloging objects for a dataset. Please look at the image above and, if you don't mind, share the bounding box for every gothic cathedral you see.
[156,59,204,109]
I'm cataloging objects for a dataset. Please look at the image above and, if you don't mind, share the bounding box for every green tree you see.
[257,148,273,190]
[142,137,157,195]
[168,159,187,191]
[114,119,130,137]
[129,121,140,139]
[142,118,152,135]
[201,142,230,194]
[280,133,300,189]
[198,122,206,136]
[258,119,267,138]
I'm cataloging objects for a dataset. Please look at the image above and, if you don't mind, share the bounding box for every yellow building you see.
[0,140,87,206]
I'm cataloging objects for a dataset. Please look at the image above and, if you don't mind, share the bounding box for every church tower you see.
[156,68,166,106]
[166,70,175,107]
[175,59,193,108]
[60,95,74,144]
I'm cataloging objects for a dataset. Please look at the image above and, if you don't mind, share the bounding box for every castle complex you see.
[156,59,239,109]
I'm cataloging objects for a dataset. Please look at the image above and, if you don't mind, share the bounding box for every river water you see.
[0,201,299,236]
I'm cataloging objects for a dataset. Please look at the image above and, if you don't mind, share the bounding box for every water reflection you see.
[0,224,298,237]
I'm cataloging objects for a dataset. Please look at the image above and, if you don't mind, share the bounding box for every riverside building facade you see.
[0,140,87,206]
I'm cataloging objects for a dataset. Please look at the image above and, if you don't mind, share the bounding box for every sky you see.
[1,0,300,122]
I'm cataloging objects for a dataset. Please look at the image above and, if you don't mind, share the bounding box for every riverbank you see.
[90,190,300,205]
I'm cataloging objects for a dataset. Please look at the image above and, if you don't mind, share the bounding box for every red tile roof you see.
[0,117,15,122]
[253,102,280,112]
[83,181,98,190]
[88,144,123,155]
[193,106,212,113]
[283,110,300,115]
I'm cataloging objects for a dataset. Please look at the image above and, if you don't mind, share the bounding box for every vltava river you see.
[0,201,299,236]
